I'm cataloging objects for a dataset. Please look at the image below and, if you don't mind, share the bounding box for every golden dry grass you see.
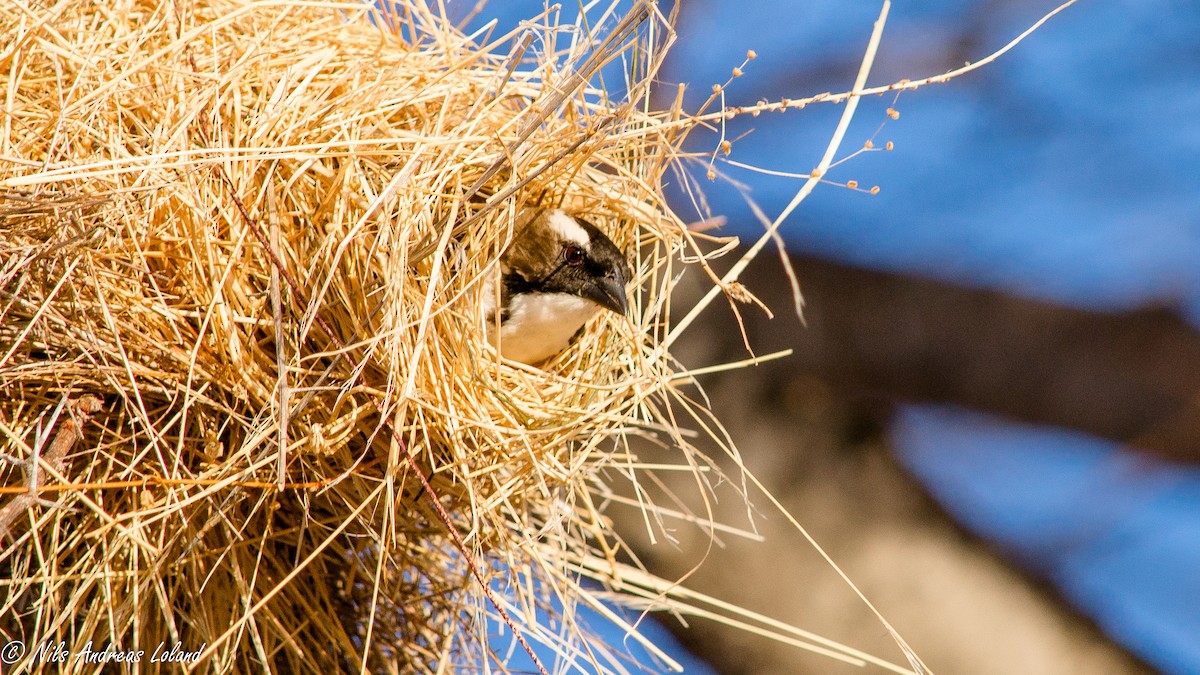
[0,1,745,672]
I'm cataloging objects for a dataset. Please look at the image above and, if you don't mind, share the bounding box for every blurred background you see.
[475,0,1200,673]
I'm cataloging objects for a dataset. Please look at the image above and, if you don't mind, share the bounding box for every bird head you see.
[502,209,631,317]
[486,209,631,364]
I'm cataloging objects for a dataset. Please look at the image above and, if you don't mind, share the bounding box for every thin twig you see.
[0,394,103,542]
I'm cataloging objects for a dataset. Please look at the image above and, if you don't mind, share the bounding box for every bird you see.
[481,208,631,364]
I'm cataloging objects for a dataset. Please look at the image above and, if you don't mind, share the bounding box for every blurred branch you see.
[715,253,1200,463]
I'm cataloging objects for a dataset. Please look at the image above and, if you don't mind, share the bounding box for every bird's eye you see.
[563,245,585,265]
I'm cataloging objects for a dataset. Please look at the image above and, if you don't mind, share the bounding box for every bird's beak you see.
[586,270,629,316]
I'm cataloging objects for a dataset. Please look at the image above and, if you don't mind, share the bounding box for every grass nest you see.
[0,1,748,672]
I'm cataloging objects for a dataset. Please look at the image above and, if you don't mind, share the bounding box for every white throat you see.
[491,292,599,364]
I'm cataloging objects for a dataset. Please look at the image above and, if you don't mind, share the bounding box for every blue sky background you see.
[668,2,1200,673]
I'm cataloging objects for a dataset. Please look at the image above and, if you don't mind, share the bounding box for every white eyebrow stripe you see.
[545,209,590,247]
